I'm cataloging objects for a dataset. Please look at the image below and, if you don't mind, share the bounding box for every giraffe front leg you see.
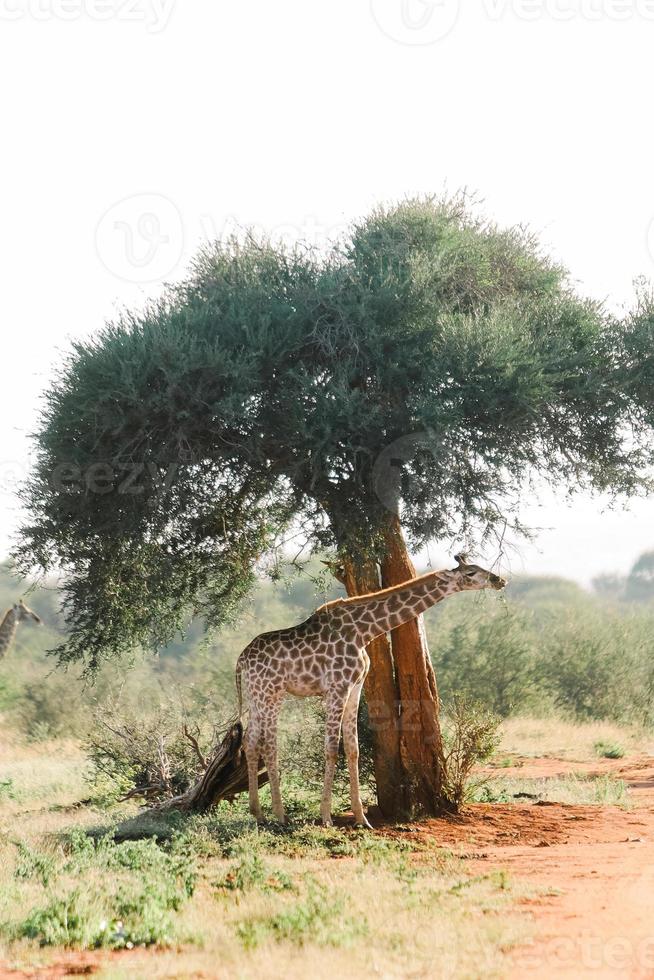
[343,681,372,829]
[321,691,347,827]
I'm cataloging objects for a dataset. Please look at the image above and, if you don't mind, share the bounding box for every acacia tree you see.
[17,196,649,819]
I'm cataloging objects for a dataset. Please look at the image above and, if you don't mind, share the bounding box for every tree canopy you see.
[17,195,652,668]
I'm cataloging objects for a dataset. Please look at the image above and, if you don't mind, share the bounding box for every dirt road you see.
[384,756,654,978]
[502,759,654,979]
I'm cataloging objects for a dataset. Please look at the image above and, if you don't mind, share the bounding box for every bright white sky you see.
[2,1,654,586]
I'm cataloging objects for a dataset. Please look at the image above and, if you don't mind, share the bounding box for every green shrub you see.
[16,883,181,950]
[541,609,654,725]
[594,740,625,760]
[14,841,57,888]
[16,677,92,741]
[215,852,294,894]
[10,832,197,950]
[18,893,87,947]
[236,880,367,949]
[439,695,502,810]
[427,587,654,728]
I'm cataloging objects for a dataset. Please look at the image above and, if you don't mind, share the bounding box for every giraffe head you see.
[14,599,42,625]
[453,554,506,592]
[321,558,348,587]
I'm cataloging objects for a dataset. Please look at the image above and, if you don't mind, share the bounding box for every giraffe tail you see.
[235,655,244,723]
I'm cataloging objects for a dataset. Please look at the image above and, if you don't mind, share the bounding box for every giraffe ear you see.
[453,553,469,567]
[321,558,347,585]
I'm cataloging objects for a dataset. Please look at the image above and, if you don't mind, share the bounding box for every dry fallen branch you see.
[154,722,268,814]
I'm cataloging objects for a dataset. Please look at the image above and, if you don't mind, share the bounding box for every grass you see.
[594,740,625,759]
[475,772,629,806]
[1,713,647,977]
[498,716,650,761]
[0,732,526,979]
[0,820,524,978]
[235,879,368,950]
[0,730,88,819]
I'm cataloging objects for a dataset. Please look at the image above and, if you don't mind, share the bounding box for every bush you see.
[85,700,218,802]
[541,608,654,725]
[594,740,625,759]
[10,833,197,950]
[429,602,542,717]
[426,588,654,728]
[439,695,502,810]
[18,893,88,947]
[15,675,92,741]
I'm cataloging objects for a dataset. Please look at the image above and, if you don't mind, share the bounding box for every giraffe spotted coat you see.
[0,599,41,659]
[236,556,506,828]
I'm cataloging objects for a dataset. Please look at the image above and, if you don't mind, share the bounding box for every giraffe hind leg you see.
[321,690,348,827]
[342,680,371,829]
[261,696,285,824]
[243,709,264,823]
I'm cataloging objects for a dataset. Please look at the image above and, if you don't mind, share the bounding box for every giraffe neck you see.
[344,570,462,642]
[0,608,18,659]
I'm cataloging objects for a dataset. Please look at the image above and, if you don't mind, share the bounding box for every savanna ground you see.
[1,716,653,980]
[4,561,654,978]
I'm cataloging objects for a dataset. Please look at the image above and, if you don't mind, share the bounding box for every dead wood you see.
[153,722,268,813]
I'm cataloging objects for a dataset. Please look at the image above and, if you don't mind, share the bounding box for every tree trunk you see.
[380,514,445,814]
[339,558,407,820]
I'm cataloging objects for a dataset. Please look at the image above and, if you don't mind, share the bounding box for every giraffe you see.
[236,554,506,828]
[0,599,42,659]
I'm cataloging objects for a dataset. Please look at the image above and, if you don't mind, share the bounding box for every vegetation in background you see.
[594,549,654,603]
[428,570,654,728]
[4,556,654,755]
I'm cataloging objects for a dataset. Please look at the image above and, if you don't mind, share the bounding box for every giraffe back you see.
[236,604,368,703]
